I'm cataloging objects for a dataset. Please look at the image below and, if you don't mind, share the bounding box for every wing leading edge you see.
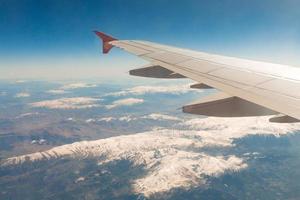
[94,31,300,123]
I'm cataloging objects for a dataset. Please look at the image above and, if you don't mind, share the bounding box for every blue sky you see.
[0,0,300,80]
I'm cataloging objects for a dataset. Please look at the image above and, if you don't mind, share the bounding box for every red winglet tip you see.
[94,31,117,54]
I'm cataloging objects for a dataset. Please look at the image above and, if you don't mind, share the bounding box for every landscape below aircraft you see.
[95,31,300,123]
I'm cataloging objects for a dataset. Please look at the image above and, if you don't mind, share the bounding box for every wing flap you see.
[190,83,213,89]
[269,115,300,123]
[183,92,278,117]
[129,64,186,79]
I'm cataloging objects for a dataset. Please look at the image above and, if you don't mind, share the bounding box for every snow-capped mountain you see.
[2,116,299,197]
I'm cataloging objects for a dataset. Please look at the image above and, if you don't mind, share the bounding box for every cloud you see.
[14,80,27,84]
[105,98,144,109]
[60,82,97,90]
[94,115,137,123]
[105,84,199,97]
[66,117,74,121]
[15,92,30,98]
[16,112,39,119]
[85,118,96,123]
[0,91,6,96]
[46,89,69,94]
[46,82,97,95]
[30,97,101,109]
[118,115,138,122]
[142,113,181,121]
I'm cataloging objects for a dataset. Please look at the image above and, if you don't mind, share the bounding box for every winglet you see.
[94,31,117,54]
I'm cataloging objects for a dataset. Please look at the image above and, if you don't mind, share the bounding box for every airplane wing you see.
[94,31,300,123]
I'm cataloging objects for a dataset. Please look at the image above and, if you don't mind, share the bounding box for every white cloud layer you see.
[142,113,181,121]
[15,92,30,98]
[46,82,97,95]
[30,97,101,109]
[60,82,97,90]
[15,112,39,119]
[14,80,27,83]
[46,89,69,94]
[105,98,144,109]
[105,84,198,97]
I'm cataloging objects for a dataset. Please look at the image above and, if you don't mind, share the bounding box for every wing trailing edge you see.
[190,83,213,89]
[129,64,186,79]
[269,115,300,123]
[183,92,278,117]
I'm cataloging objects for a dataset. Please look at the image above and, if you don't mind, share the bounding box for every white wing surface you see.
[95,31,300,123]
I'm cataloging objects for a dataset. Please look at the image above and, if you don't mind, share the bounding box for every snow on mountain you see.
[46,89,69,94]
[1,129,246,196]
[2,116,300,196]
[179,116,300,140]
